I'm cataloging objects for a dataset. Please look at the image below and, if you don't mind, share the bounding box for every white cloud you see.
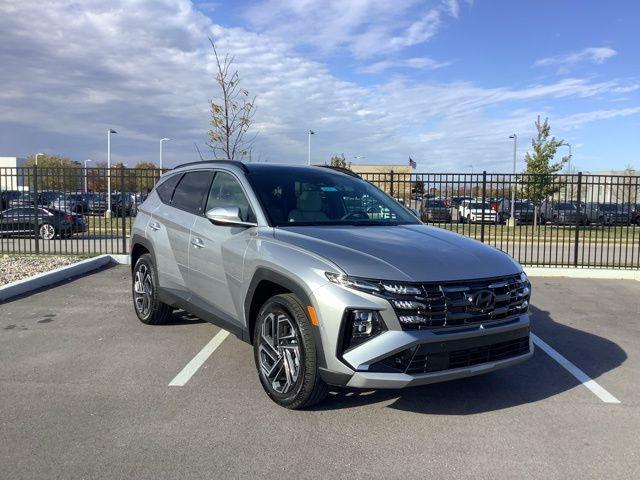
[244,0,459,59]
[361,57,451,73]
[0,0,637,172]
[534,47,618,68]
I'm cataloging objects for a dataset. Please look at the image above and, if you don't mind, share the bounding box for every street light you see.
[508,134,517,226]
[562,142,572,172]
[307,129,314,166]
[352,156,366,161]
[35,152,44,166]
[84,159,92,193]
[107,128,117,217]
[159,138,170,170]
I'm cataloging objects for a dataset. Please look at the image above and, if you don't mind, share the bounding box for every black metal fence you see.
[360,171,640,269]
[1,166,639,269]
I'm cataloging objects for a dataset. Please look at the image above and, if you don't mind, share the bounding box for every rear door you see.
[188,170,257,325]
[149,170,214,300]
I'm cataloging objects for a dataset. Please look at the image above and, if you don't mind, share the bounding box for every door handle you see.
[149,221,161,231]
[191,237,205,248]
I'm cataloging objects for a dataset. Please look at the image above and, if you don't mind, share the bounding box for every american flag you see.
[409,157,416,170]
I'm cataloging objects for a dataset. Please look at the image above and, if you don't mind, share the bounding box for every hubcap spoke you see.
[258,310,301,394]
[133,265,152,316]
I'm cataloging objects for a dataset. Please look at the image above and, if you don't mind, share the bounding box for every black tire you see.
[132,253,173,325]
[253,293,328,409]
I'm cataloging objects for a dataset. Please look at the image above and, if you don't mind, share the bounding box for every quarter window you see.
[156,173,183,204]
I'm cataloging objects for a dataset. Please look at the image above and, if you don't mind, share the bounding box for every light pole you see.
[160,138,170,170]
[35,152,44,166]
[562,143,572,172]
[107,129,117,217]
[84,159,92,193]
[307,129,314,166]
[508,134,517,226]
[352,156,366,162]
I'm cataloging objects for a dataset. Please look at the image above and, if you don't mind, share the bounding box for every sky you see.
[0,0,639,172]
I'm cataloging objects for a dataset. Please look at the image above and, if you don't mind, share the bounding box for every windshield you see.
[425,200,446,208]
[514,201,533,210]
[247,169,419,227]
[468,202,491,209]
[600,204,619,212]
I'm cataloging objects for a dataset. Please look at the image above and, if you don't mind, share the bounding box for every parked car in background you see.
[496,199,536,224]
[420,198,451,223]
[0,206,87,239]
[50,193,89,214]
[584,203,630,225]
[631,204,640,226]
[540,202,588,225]
[447,196,474,208]
[459,200,498,224]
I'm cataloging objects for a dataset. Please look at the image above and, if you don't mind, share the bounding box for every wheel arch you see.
[130,233,155,272]
[244,267,329,371]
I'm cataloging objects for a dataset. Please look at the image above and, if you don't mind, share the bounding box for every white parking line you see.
[531,333,620,404]
[169,329,230,387]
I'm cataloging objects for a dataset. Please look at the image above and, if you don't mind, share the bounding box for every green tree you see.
[521,116,567,228]
[327,154,351,170]
[24,154,82,191]
[206,39,257,161]
[130,162,160,192]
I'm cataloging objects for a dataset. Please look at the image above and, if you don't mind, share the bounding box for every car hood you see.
[274,224,521,282]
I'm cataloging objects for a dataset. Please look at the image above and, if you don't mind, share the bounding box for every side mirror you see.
[205,206,257,227]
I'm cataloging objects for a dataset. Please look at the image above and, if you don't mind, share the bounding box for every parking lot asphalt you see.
[1,266,638,479]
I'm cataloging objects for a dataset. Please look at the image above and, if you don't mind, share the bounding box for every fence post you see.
[121,167,127,254]
[390,170,395,197]
[33,165,40,254]
[481,170,487,243]
[574,172,582,267]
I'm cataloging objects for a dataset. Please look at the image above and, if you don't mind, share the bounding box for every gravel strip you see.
[0,255,83,286]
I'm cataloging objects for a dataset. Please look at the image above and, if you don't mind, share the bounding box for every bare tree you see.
[206,38,257,161]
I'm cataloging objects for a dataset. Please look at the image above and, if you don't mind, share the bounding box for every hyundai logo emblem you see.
[469,290,496,310]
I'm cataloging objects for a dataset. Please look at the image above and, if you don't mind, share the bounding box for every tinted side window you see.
[172,171,215,214]
[206,172,255,222]
[156,173,182,204]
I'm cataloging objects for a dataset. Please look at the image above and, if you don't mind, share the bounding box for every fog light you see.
[341,309,386,351]
[352,310,375,337]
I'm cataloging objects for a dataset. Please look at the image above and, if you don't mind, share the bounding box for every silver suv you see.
[130,161,533,409]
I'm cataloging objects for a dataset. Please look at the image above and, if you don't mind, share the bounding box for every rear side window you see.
[156,174,182,204]
[172,171,215,214]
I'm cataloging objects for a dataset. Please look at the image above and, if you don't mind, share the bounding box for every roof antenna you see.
[194,142,204,161]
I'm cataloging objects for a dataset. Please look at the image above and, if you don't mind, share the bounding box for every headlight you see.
[326,272,421,296]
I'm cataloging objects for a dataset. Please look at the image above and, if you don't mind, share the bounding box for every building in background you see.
[0,157,28,191]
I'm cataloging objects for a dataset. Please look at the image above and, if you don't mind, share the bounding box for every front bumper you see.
[312,279,532,389]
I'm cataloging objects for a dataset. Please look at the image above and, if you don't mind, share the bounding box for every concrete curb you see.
[1,253,638,303]
[0,254,124,302]
[525,267,640,281]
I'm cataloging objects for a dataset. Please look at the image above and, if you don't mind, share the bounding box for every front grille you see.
[392,273,530,330]
[405,336,530,374]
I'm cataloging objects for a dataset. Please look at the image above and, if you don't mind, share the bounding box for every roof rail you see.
[317,165,361,178]
[173,159,249,173]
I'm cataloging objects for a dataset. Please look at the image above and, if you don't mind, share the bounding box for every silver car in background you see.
[129,161,532,409]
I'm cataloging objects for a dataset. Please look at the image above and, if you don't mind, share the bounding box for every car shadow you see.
[163,309,206,325]
[312,304,627,414]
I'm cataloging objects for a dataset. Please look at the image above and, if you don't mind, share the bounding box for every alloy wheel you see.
[39,224,55,240]
[133,264,153,318]
[258,311,301,394]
